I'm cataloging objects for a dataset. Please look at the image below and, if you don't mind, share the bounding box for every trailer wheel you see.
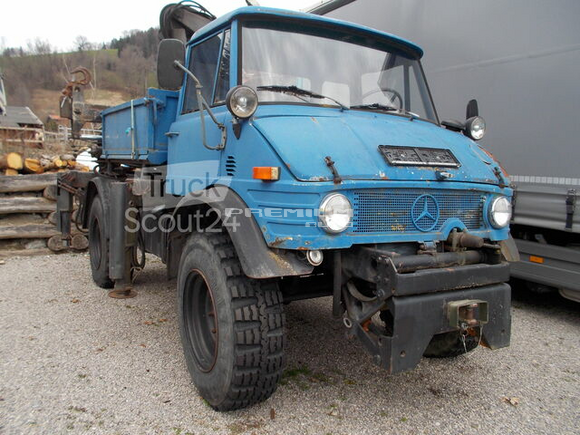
[177,231,285,411]
[88,196,114,289]
[423,330,479,358]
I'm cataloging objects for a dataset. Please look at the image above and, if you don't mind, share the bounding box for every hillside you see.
[31,89,131,124]
[0,28,158,126]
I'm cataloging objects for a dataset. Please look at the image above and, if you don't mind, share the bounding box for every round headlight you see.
[319,193,353,233]
[226,86,258,119]
[489,196,512,228]
[465,116,486,141]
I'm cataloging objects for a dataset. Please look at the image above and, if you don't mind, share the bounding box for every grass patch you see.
[283,365,311,379]
[280,365,311,385]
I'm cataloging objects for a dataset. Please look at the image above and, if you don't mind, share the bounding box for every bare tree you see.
[73,36,93,52]
[118,44,154,98]
[27,38,53,56]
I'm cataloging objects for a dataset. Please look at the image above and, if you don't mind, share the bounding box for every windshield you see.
[241,22,438,123]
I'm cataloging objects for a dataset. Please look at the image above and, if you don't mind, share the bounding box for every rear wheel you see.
[88,196,113,289]
[178,231,285,411]
[423,329,479,358]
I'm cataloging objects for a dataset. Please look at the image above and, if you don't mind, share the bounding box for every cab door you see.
[167,30,231,196]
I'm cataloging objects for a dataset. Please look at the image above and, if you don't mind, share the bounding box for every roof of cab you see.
[189,6,424,59]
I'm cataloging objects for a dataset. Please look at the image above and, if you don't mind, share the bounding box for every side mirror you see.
[466,99,479,119]
[157,39,185,90]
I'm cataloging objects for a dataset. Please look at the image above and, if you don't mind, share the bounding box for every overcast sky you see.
[1,0,323,52]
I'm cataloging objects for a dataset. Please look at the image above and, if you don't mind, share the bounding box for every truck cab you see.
[58,6,517,412]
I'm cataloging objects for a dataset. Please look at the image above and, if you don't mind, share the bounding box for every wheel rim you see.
[183,269,218,372]
[89,215,102,270]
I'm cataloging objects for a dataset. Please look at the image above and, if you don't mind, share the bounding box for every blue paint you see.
[99,8,513,252]
[101,88,178,165]
[250,105,503,185]
[213,178,511,249]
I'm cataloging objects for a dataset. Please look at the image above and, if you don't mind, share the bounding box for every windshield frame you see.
[237,17,440,125]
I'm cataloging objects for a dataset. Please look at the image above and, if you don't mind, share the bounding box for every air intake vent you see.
[225,156,236,176]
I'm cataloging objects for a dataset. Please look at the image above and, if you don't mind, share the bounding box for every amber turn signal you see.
[253,167,280,181]
[529,255,544,264]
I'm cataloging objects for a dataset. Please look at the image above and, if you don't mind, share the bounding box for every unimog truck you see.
[56,4,517,411]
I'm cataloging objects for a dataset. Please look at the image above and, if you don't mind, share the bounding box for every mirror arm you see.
[173,61,227,150]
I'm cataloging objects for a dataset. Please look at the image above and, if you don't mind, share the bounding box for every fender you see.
[172,185,314,279]
[82,176,114,234]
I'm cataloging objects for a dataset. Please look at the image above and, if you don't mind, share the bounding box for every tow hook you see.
[447,299,489,329]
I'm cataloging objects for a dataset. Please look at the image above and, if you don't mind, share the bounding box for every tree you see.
[118,44,154,98]
[29,39,52,55]
[74,35,93,52]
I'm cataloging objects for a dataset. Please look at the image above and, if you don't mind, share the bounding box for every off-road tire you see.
[88,195,114,289]
[177,231,285,411]
[423,330,479,358]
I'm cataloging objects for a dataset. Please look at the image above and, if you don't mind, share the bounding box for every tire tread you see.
[206,233,285,411]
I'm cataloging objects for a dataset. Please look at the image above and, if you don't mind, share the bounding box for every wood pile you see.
[0,152,90,175]
[0,172,89,259]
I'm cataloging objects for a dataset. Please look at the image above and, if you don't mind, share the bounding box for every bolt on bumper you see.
[345,284,511,374]
[338,246,511,374]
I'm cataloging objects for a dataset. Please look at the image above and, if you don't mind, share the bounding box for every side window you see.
[182,33,223,114]
[214,29,231,104]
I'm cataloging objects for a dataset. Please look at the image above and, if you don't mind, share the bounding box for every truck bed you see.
[101,88,178,165]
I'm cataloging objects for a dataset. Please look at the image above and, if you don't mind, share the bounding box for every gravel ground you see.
[1,253,579,435]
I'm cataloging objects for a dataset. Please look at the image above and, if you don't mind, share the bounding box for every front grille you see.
[352,189,484,234]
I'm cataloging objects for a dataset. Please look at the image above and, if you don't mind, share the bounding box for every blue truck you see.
[56,3,517,411]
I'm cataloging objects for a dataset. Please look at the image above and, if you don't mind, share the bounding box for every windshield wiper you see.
[257,85,348,111]
[350,103,398,112]
[350,103,420,120]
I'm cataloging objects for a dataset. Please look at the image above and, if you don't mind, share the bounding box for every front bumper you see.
[339,246,512,374]
[342,245,510,297]
[347,284,511,374]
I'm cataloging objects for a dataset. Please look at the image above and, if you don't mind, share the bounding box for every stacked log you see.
[0,152,24,172]
[0,173,57,193]
[0,173,88,258]
[0,152,90,176]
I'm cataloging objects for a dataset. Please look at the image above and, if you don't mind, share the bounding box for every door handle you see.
[165,131,180,138]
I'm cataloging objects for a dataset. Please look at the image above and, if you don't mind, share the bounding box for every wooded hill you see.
[0,28,159,122]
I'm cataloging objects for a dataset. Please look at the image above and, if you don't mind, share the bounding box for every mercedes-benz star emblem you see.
[411,194,440,232]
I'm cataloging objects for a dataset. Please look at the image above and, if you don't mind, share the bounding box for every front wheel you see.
[177,231,285,411]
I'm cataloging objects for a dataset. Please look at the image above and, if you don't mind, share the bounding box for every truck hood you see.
[252,106,503,185]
